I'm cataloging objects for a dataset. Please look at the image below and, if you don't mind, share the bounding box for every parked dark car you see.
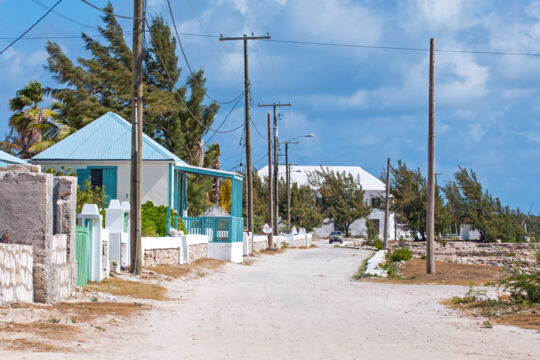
[329,231,343,244]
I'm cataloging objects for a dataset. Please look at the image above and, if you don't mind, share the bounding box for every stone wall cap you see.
[107,199,122,210]
[80,204,100,216]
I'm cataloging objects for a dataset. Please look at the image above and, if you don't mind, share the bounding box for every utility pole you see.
[267,113,273,249]
[258,102,291,235]
[130,0,144,275]
[220,34,270,253]
[426,38,436,274]
[286,143,291,233]
[383,157,391,249]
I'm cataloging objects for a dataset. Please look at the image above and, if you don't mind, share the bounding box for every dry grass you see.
[298,244,319,249]
[365,260,505,286]
[445,297,540,332]
[148,258,227,279]
[85,278,168,300]
[6,338,75,353]
[55,302,148,322]
[0,301,148,353]
[261,247,288,255]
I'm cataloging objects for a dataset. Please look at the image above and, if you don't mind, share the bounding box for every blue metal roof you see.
[32,112,187,164]
[0,149,28,165]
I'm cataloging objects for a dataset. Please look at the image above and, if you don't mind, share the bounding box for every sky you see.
[1,0,540,214]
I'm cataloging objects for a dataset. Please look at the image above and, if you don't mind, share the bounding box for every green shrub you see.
[389,247,413,262]
[141,201,185,237]
[374,239,384,250]
[498,269,540,303]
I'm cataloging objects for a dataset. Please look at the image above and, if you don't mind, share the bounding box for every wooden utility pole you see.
[267,113,273,249]
[220,34,270,254]
[383,157,391,249]
[258,102,291,235]
[130,0,144,275]
[285,143,291,233]
[426,38,436,274]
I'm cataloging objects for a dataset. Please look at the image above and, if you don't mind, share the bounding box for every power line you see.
[4,25,540,58]
[0,0,64,55]
[181,0,241,82]
[143,17,245,135]
[80,0,134,20]
[266,38,540,57]
[250,117,266,142]
[165,0,243,105]
[204,95,244,144]
[32,0,96,29]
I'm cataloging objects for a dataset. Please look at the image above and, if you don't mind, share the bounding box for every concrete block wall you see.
[0,244,33,304]
[0,165,77,303]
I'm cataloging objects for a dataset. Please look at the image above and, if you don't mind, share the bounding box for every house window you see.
[90,168,103,187]
[371,198,382,208]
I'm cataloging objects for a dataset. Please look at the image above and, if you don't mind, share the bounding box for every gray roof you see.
[202,204,230,217]
[32,112,187,163]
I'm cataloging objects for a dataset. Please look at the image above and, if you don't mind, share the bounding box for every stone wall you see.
[253,238,269,252]
[0,165,77,303]
[389,240,538,270]
[188,243,208,263]
[0,244,33,304]
[144,248,181,267]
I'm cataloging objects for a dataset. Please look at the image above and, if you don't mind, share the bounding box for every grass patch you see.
[148,258,227,279]
[85,278,168,300]
[446,293,540,331]
[365,259,505,286]
[352,257,371,280]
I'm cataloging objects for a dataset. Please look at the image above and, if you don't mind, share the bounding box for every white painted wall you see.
[34,160,171,206]
[208,242,243,263]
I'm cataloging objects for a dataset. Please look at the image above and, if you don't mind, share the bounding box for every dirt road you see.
[3,242,540,359]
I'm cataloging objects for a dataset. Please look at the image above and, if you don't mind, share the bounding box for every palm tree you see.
[2,81,73,158]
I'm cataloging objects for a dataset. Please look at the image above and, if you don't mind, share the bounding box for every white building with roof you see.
[258,165,396,239]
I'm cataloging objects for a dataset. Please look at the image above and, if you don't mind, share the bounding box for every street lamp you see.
[279,134,315,232]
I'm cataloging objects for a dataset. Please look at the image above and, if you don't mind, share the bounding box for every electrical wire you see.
[32,0,96,29]
[143,17,245,134]
[165,0,243,105]
[204,95,244,144]
[250,117,267,142]
[0,0,64,55]
[182,0,241,83]
[80,0,134,20]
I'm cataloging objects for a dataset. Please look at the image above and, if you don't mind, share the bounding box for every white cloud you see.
[300,90,368,110]
[285,0,382,44]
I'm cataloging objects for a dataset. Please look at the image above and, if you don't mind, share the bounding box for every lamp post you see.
[280,133,315,232]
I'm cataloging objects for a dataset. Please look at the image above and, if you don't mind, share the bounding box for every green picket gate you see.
[75,225,89,286]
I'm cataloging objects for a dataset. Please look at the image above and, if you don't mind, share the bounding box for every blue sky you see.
[1,0,539,213]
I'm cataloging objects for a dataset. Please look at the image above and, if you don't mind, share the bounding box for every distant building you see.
[0,149,28,167]
[258,165,396,238]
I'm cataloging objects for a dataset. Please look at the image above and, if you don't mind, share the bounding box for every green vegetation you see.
[308,167,371,236]
[141,201,185,237]
[388,247,413,262]
[443,167,526,243]
[497,266,540,303]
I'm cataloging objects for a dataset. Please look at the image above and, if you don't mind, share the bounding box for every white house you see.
[31,112,244,222]
[258,165,396,239]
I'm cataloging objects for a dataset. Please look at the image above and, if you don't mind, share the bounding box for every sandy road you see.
[5,242,540,359]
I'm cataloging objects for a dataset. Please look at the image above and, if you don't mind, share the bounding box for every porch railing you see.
[181,216,244,242]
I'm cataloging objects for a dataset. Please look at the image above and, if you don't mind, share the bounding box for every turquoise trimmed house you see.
[31,112,244,242]
[0,149,28,167]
